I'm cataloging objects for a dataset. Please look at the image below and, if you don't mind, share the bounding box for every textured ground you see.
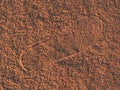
[0,0,120,90]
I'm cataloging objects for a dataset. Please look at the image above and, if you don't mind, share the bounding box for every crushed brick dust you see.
[0,0,120,90]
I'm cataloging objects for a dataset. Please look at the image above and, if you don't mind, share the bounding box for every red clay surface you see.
[0,0,120,90]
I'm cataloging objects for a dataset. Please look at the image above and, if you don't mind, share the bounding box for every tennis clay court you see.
[0,0,120,90]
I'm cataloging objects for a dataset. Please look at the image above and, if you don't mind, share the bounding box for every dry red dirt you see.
[0,0,120,90]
